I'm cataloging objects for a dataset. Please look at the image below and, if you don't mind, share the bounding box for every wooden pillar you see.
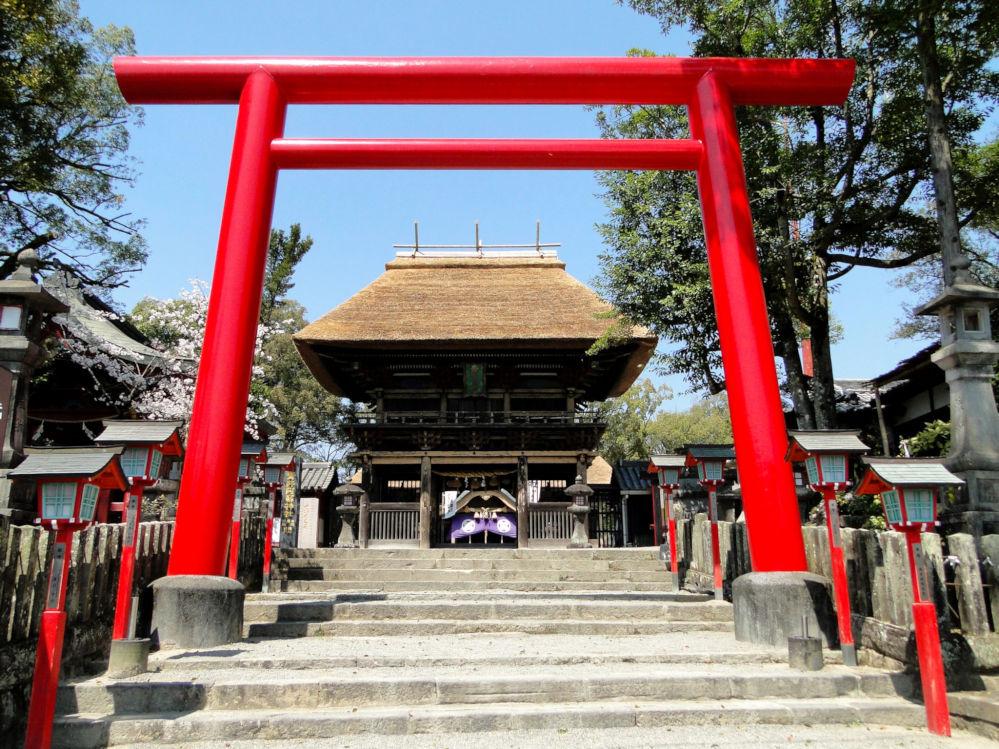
[517,456,529,548]
[419,456,432,549]
[503,389,512,416]
[575,453,590,483]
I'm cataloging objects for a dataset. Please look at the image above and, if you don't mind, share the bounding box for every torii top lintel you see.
[113,56,854,107]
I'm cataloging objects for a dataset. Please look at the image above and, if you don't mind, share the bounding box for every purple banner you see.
[449,513,517,542]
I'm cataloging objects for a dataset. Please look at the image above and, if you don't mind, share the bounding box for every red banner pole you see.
[664,487,679,590]
[687,72,807,573]
[708,486,723,600]
[261,486,276,593]
[821,489,857,666]
[905,528,951,736]
[25,526,74,749]
[166,70,285,576]
[111,484,146,640]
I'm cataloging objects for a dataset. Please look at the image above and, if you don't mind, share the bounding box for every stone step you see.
[282,557,668,571]
[53,697,926,746]
[246,589,711,603]
[280,579,679,593]
[99,723,999,749]
[244,617,734,638]
[242,598,733,624]
[286,568,672,583]
[148,631,789,672]
[57,665,914,717]
[278,548,660,560]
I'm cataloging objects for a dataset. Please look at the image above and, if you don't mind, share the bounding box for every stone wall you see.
[0,511,265,742]
[675,513,999,673]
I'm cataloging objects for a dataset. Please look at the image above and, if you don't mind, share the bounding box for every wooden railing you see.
[367,502,419,547]
[529,502,572,547]
[352,410,604,426]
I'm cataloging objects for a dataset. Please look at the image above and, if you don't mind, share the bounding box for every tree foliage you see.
[597,1,999,429]
[596,378,733,464]
[1,0,145,288]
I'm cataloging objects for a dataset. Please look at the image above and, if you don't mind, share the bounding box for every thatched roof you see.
[295,254,656,397]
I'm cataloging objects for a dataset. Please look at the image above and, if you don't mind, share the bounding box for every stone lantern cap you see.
[0,250,68,313]
[564,475,593,500]
[915,279,999,317]
[854,457,965,495]
[684,444,735,467]
[10,446,128,491]
[94,420,184,457]
[333,482,365,499]
[785,430,869,462]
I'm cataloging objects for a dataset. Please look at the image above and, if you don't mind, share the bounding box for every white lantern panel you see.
[906,488,935,524]
[79,484,99,521]
[149,449,163,479]
[238,458,250,479]
[121,447,148,478]
[700,461,723,482]
[264,467,282,484]
[881,490,903,525]
[819,454,847,484]
[805,457,820,486]
[662,468,680,486]
[42,482,76,519]
[0,304,22,330]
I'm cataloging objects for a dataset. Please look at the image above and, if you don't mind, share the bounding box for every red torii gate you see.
[113,56,854,577]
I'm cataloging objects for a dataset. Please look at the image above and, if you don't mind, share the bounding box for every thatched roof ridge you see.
[294,255,655,346]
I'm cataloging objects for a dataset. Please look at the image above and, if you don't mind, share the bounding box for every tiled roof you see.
[614,460,654,494]
[95,420,183,445]
[788,430,870,454]
[861,458,965,488]
[11,448,122,478]
[301,462,338,493]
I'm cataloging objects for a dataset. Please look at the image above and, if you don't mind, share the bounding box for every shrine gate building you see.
[294,250,656,549]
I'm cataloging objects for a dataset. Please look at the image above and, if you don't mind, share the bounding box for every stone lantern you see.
[564,475,593,549]
[0,250,68,509]
[916,276,999,535]
[333,482,365,548]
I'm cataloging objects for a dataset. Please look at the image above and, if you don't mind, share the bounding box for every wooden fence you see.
[0,510,265,742]
[675,513,999,672]
[369,503,419,546]
[529,503,573,547]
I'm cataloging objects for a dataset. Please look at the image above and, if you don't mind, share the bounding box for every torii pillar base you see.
[733,572,838,650]
[150,575,244,649]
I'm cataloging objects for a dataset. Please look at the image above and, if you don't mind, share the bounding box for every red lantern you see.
[260,452,296,592]
[684,444,735,601]
[648,454,686,590]
[228,442,268,580]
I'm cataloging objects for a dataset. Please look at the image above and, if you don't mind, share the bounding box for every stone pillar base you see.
[106,638,150,678]
[150,575,244,650]
[733,571,837,649]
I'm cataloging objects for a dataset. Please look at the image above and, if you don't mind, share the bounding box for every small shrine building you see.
[294,251,656,548]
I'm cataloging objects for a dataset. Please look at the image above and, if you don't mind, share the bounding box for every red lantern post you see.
[856,457,964,736]
[786,430,869,667]
[649,455,686,591]
[261,453,295,593]
[228,442,267,579]
[685,444,735,601]
[12,449,127,749]
[95,421,184,640]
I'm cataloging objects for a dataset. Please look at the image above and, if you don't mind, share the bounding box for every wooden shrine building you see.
[295,252,656,548]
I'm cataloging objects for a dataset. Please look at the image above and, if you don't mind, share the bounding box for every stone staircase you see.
[50,548,981,747]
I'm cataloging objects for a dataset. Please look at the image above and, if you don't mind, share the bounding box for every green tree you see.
[598,1,998,428]
[1,0,145,288]
[595,378,733,463]
[256,225,352,460]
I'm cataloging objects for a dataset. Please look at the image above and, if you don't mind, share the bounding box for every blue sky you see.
[79,1,935,408]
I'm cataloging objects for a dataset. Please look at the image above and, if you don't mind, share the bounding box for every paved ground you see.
[112,723,996,748]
